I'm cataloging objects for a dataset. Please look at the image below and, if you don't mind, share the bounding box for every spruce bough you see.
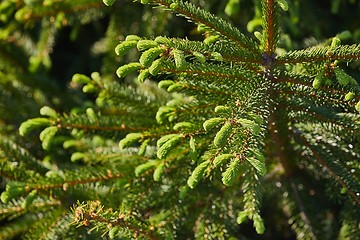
[1,0,359,239]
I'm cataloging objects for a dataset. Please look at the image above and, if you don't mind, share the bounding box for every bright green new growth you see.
[221,158,241,186]
[1,0,360,239]
[102,0,116,7]
[187,161,209,189]
[213,122,233,148]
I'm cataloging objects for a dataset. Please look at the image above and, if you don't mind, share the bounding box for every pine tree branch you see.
[153,0,260,54]
[286,105,359,134]
[159,62,259,82]
[83,213,158,240]
[0,199,61,217]
[289,180,317,239]
[157,37,261,64]
[21,168,126,193]
[295,133,360,205]
[0,139,47,174]
[276,44,360,65]
[56,115,150,134]
[16,0,105,22]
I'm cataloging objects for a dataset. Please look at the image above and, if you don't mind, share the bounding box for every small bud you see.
[119,133,143,149]
[214,105,231,114]
[213,154,234,168]
[158,80,175,89]
[137,40,158,51]
[149,58,164,76]
[203,117,225,132]
[157,134,179,148]
[71,152,85,162]
[156,106,175,124]
[189,137,196,152]
[225,0,240,17]
[1,182,27,203]
[39,126,58,150]
[211,52,223,61]
[222,158,241,186]
[238,118,260,135]
[115,40,137,56]
[82,84,97,93]
[214,122,232,148]
[21,190,37,210]
[197,24,208,33]
[63,139,79,149]
[330,37,341,49]
[40,106,57,118]
[157,135,182,159]
[135,161,157,177]
[336,31,352,41]
[154,36,169,44]
[19,118,51,136]
[90,72,101,83]
[116,62,142,78]
[344,92,355,101]
[193,52,206,63]
[167,83,184,92]
[138,69,150,83]
[138,139,150,156]
[277,0,289,11]
[173,122,195,131]
[103,0,116,6]
[72,73,91,84]
[355,101,360,113]
[86,108,97,122]
[172,49,186,69]
[237,211,248,224]
[204,35,220,44]
[254,31,263,41]
[139,47,164,67]
[153,162,165,182]
[187,161,209,189]
[170,2,178,10]
[125,35,141,41]
[313,73,325,89]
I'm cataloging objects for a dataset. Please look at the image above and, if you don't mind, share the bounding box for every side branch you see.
[295,133,360,205]
[276,44,360,65]
[29,171,125,192]
[154,0,260,54]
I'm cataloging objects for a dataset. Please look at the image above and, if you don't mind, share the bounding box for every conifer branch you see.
[38,173,125,191]
[156,37,261,64]
[289,180,317,239]
[159,62,258,82]
[0,139,47,174]
[0,199,60,215]
[2,0,360,238]
[153,0,260,54]
[295,133,360,204]
[15,0,105,22]
[276,44,360,65]
[56,115,150,134]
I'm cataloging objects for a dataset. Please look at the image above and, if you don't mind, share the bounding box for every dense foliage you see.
[0,0,359,239]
